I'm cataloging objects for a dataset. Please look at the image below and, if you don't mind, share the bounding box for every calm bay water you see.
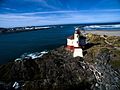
[0,25,74,64]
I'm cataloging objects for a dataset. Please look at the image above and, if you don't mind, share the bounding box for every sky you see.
[0,0,120,27]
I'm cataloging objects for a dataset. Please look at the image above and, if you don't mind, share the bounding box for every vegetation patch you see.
[86,33,105,45]
[110,60,120,68]
[106,36,120,47]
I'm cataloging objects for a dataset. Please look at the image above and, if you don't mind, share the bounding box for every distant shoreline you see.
[0,26,51,34]
[85,30,120,36]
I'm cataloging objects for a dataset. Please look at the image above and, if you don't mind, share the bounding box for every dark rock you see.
[0,44,120,90]
[93,49,120,90]
[0,47,96,90]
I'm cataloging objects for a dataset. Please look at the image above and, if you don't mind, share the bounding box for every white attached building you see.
[66,28,86,57]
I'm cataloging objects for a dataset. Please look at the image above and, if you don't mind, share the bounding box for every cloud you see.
[2,7,16,11]
[21,10,78,15]
[25,0,60,10]
[0,10,120,27]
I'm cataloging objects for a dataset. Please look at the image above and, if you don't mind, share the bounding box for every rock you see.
[0,46,96,90]
[93,48,120,90]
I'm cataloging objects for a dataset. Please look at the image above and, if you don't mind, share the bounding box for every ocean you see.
[0,25,75,64]
[0,23,120,64]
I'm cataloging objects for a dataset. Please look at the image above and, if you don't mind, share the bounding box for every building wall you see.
[67,39,74,46]
[73,48,83,57]
[73,34,79,47]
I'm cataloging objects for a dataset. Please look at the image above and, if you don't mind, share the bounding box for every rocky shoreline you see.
[0,33,120,90]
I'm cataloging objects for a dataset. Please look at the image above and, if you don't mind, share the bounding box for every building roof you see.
[67,35,86,40]
[74,46,82,48]
[67,35,74,39]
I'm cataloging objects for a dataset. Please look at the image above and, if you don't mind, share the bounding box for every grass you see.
[106,36,120,47]
[110,60,120,68]
[109,49,120,68]
[86,33,106,45]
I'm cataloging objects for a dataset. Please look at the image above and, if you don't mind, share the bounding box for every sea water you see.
[0,24,120,64]
[0,25,74,63]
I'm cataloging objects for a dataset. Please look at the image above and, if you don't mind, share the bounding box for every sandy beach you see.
[85,30,120,36]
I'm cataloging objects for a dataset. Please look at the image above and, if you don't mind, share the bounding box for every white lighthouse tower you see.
[66,27,86,57]
[73,28,80,48]
[73,28,83,57]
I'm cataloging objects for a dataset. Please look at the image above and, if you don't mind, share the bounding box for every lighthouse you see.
[66,27,86,57]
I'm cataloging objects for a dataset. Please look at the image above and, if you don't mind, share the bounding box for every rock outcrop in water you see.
[0,33,120,90]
